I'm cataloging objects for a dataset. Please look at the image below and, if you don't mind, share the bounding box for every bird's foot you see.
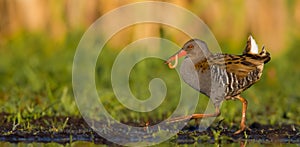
[233,125,251,135]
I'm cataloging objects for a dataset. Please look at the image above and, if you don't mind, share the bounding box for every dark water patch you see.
[174,122,300,145]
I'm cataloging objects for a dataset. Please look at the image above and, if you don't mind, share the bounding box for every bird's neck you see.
[187,55,208,65]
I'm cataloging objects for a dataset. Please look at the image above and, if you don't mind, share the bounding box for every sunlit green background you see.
[0,0,299,127]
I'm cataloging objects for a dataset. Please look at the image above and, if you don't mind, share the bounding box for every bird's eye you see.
[187,44,194,49]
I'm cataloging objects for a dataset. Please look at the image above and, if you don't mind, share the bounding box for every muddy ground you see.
[0,113,299,145]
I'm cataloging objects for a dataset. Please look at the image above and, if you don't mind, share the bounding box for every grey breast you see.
[180,56,228,107]
[180,57,213,98]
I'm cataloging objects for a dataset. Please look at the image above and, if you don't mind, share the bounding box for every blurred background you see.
[0,0,299,125]
[2,0,300,54]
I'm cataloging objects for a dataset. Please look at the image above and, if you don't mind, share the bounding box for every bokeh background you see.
[0,0,299,126]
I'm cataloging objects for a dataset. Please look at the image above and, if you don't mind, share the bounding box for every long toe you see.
[233,128,244,135]
[167,115,192,123]
[233,126,251,135]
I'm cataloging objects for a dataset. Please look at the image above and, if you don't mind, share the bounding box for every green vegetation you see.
[0,31,299,131]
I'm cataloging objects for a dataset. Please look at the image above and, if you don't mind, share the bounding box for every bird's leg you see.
[166,115,192,123]
[234,95,250,134]
[191,107,221,119]
[167,107,220,123]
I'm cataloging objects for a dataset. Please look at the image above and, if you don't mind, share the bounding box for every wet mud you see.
[0,113,299,145]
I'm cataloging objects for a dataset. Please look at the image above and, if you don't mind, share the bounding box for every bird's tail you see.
[259,46,271,64]
[243,35,271,64]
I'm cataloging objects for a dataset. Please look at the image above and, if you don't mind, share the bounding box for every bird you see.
[165,35,270,134]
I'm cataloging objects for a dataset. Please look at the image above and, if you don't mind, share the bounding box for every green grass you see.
[0,31,299,129]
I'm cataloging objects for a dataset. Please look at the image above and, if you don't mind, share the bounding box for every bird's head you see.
[165,39,212,67]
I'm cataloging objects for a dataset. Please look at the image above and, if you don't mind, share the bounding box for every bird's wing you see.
[208,54,264,79]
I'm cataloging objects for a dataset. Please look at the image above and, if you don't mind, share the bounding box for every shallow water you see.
[0,141,299,147]
[1,115,299,146]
